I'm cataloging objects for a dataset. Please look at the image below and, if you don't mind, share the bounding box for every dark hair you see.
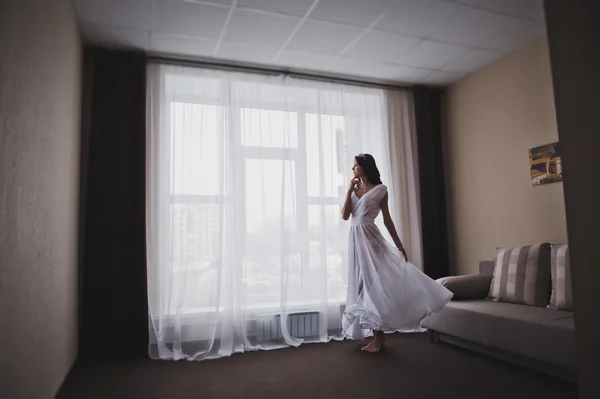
[355,153,382,185]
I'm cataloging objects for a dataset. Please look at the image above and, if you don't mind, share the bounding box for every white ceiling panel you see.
[531,7,545,22]
[399,40,470,69]
[418,70,466,84]
[153,1,229,39]
[223,9,300,47]
[75,0,153,31]
[287,19,363,55]
[186,0,233,6]
[76,0,548,86]
[430,8,516,47]
[150,33,216,57]
[216,41,280,64]
[344,30,419,64]
[276,49,336,71]
[310,0,395,28]
[329,58,399,80]
[330,57,432,82]
[375,0,465,38]
[449,0,544,21]
[81,23,150,50]
[480,20,545,53]
[236,0,314,17]
[441,48,499,72]
[391,64,436,82]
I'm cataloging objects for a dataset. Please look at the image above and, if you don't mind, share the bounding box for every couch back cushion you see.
[549,244,573,311]
[488,243,551,307]
[479,261,495,276]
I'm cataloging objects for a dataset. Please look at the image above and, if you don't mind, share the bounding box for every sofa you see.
[422,249,576,381]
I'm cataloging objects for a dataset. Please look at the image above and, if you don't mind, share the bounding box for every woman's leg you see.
[372,330,386,351]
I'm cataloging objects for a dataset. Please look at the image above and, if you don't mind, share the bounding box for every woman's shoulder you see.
[374,183,387,199]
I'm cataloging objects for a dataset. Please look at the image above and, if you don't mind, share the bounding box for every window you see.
[148,67,390,319]
[167,103,351,311]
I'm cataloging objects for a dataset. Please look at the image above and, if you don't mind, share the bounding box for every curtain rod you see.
[148,54,414,92]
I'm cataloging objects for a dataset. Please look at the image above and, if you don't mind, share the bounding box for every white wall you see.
[0,0,82,397]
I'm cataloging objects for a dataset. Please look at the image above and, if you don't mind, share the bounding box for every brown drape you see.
[79,48,148,359]
[414,86,449,280]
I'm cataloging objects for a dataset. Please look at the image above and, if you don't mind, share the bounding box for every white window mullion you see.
[243,146,299,160]
[316,102,328,288]
[232,104,247,290]
[306,197,341,206]
[217,104,225,264]
[296,112,310,294]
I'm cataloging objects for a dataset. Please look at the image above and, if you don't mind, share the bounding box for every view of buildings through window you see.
[169,102,352,312]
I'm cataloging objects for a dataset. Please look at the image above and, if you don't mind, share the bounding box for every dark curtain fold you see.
[79,48,148,359]
[414,86,449,280]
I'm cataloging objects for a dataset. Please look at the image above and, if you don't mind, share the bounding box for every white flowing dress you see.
[342,184,453,339]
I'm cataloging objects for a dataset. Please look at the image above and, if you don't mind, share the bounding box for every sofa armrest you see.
[436,274,492,299]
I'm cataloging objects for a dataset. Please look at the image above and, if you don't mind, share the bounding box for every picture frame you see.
[529,142,562,186]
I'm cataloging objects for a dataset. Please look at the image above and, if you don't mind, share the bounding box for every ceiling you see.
[75,0,546,86]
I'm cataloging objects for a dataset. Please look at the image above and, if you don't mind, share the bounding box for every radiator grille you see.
[247,312,320,343]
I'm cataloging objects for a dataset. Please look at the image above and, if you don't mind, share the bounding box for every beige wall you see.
[443,37,567,275]
[0,1,82,398]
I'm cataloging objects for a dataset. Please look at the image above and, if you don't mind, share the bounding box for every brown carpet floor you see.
[57,333,576,399]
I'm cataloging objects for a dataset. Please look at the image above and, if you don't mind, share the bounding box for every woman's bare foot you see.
[365,331,385,353]
[361,339,375,351]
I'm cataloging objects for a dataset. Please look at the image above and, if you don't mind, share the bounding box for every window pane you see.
[308,240,345,299]
[306,114,345,197]
[170,102,220,195]
[243,254,302,303]
[308,204,341,235]
[170,203,221,310]
[307,205,346,300]
[171,203,221,266]
[244,159,300,302]
[245,159,297,235]
[241,108,298,148]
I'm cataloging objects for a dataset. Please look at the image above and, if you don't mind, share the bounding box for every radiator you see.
[247,312,320,343]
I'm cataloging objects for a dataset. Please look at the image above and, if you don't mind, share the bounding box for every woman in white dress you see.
[341,154,453,352]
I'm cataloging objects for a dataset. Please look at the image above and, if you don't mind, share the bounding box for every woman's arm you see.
[380,192,408,261]
[341,179,358,221]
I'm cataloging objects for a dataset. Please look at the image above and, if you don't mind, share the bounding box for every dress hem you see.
[341,294,453,339]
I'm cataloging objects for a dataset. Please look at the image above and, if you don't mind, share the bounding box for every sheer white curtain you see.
[146,63,420,360]
[386,91,423,270]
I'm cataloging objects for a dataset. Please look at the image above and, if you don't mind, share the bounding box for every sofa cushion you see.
[488,243,551,307]
[437,275,492,299]
[549,244,573,311]
[422,299,575,370]
[479,261,495,276]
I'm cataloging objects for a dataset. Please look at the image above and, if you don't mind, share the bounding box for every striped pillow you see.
[548,244,573,311]
[488,243,552,307]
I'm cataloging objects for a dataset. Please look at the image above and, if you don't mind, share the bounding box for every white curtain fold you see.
[146,63,421,360]
[386,91,423,270]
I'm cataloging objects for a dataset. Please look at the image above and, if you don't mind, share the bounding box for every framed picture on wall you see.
[529,142,563,186]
